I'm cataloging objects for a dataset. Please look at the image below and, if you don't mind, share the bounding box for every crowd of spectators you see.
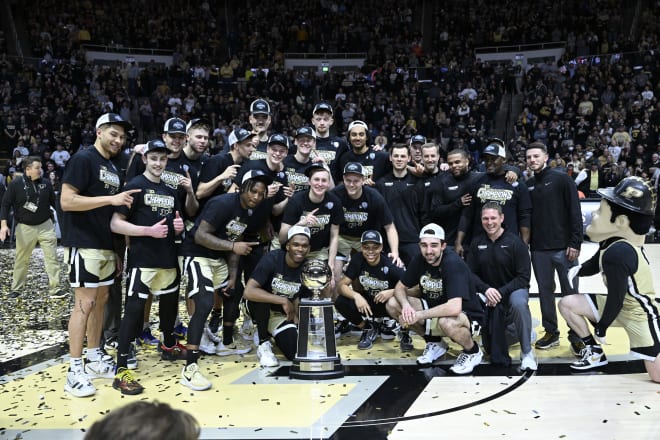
[505,2,660,196]
[1,0,659,204]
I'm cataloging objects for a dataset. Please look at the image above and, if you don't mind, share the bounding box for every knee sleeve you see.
[119,294,147,350]
[273,324,298,360]
[334,295,362,324]
[158,292,179,338]
[247,300,271,342]
[187,291,215,346]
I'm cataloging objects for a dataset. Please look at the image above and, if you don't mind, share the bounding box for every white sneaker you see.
[215,338,252,356]
[199,331,218,355]
[520,350,537,371]
[416,340,449,365]
[257,341,279,367]
[64,369,96,397]
[180,363,212,391]
[239,318,256,341]
[450,347,483,375]
[204,325,222,344]
[84,354,116,379]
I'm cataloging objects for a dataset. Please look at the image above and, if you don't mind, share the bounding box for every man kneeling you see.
[387,223,485,373]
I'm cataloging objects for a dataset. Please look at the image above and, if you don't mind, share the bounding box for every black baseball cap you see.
[143,139,170,154]
[241,169,274,185]
[268,133,290,149]
[361,230,383,244]
[409,134,426,145]
[96,113,132,131]
[295,126,315,138]
[343,162,366,176]
[250,99,271,115]
[163,117,187,134]
[228,127,257,146]
[304,163,328,178]
[313,102,333,115]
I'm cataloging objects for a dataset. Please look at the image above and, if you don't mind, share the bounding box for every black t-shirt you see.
[282,155,311,193]
[375,172,421,244]
[315,135,348,182]
[344,252,404,299]
[197,152,236,205]
[282,191,343,251]
[117,175,182,269]
[180,192,252,259]
[331,185,393,238]
[337,148,391,182]
[249,139,269,160]
[235,159,288,232]
[250,249,312,314]
[401,250,484,321]
[61,147,122,250]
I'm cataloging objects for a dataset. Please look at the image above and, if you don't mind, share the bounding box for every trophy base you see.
[289,355,344,380]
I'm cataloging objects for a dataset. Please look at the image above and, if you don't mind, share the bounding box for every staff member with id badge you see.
[0,156,67,299]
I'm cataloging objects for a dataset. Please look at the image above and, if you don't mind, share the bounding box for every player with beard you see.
[61,113,141,397]
[424,149,482,246]
[455,140,531,258]
[336,120,391,186]
[387,223,485,373]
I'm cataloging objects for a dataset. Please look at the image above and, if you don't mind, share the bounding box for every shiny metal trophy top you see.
[290,259,344,380]
[301,259,331,300]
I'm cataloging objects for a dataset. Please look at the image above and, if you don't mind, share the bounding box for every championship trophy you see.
[290,259,344,379]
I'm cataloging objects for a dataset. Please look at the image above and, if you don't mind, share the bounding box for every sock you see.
[186,349,200,366]
[162,333,176,348]
[464,342,479,354]
[223,325,234,345]
[117,351,128,369]
[86,347,103,361]
[582,334,597,346]
[70,357,84,373]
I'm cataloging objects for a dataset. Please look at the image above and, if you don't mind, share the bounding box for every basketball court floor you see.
[1,243,659,439]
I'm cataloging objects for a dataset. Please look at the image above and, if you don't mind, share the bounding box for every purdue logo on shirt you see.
[99,166,120,193]
[271,275,301,299]
[420,274,444,300]
[316,150,336,163]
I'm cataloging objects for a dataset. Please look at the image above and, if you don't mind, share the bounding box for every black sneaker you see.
[379,318,399,340]
[567,331,586,357]
[357,325,379,350]
[334,320,351,339]
[399,330,414,352]
[570,345,608,370]
[535,331,560,350]
[103,336,119,351]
